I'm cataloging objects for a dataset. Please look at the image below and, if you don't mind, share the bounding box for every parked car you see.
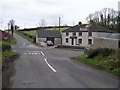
[47,41,53,46]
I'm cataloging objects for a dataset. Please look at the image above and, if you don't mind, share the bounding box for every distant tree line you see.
[86,8,119,32]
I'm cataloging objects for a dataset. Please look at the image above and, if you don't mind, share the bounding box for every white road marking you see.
[40,51,45,56]
[44,58,56,72]
[23,51,43,55]
[24,53,27,55]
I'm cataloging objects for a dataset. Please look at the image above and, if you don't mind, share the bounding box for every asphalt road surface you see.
[10,33,118,88]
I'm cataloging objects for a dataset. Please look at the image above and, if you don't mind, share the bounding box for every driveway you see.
[9,33,118,88]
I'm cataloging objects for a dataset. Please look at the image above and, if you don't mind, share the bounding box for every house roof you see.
[37,29,61,38]
[62,24,114,33]
[62,24,87,32]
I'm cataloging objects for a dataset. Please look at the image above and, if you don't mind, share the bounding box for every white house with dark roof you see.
[36,29,61,46]
[62,24,113,48]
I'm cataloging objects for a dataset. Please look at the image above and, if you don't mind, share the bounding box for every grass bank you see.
[75,48,120,76]
[2,34,18,88]
[15,31,35,43]
[2,36,17,62]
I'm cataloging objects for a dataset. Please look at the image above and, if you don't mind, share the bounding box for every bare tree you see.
[102,8,108,26]
[8,19,15,35]
[86,14,94,23]
[93,11,101,23]
[41,19,45,27]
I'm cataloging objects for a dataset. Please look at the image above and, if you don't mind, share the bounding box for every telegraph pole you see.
[59,17,60,31]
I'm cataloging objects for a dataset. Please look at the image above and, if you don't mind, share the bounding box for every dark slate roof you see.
[62,24,114,33]
[62,24,88,32]
[37,29,61,38]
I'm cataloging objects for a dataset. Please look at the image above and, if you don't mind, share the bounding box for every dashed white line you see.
[40,51,45,56]
[44,58,56,72]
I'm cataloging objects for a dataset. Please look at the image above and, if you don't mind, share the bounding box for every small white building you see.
[62,24,113,48]
[36,29,61,46]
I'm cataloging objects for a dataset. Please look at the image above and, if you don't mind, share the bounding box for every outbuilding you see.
[36,29,61,46]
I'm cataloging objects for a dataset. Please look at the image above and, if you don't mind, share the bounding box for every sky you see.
[0,0,119,29]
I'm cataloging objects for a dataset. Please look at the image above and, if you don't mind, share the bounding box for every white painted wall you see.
[54,38,61,45]
[62,32,111,48]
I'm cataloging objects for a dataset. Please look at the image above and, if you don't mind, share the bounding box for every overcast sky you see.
[0,0,119,29]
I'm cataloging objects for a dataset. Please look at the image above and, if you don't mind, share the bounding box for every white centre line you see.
[44,58,56,72]
[40,51,45,56]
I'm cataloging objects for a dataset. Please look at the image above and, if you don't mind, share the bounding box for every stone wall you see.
[93,37,119,49]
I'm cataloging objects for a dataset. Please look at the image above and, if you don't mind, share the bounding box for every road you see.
[10,33,118,88]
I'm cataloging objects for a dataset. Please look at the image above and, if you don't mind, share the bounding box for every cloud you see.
[0,0,119,29]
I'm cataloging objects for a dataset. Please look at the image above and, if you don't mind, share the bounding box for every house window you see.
[73,32,76,36]
[89,32,92,36]
[88,39,92,44]
[79,39,82,44]
[66,38,68,43]
[66,32,69,36]
[79,32,82,36]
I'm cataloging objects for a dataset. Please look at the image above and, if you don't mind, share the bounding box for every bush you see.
[2,51,16,61]
[112,68,120,76]
[2,42,11,52]
[87,48,114,59]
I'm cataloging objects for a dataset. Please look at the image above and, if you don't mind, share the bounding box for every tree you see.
[86,14,94,23]
[7,22,10,33]
[100,14,104,25]
[107,14,110,25]
[15,25,19,30]
[102,8,107,26]
[8,19,15,35]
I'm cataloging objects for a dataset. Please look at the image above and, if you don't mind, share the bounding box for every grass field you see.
[24,30,36,37]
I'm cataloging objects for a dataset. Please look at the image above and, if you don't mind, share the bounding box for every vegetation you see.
[24,30,36,37]
[8,19,19,35]
[86,8,118,32]
[2,36,17,62]
[75,48,120,76]
[2,51,16,61]
[15,31,35,43]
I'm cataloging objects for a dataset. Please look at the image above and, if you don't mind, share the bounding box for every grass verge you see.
[2,51,16,61]
[15,31,34,43]
[2,36,17,62]
[75,48,120,76]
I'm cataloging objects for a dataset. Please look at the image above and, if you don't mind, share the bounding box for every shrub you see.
[87,49,99,58]
[112,68,120,76]
[2,51,16,61]
[87,48,114,59]
[2,42,11,52]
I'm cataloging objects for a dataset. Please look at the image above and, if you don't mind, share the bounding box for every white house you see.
[62,24,113,48]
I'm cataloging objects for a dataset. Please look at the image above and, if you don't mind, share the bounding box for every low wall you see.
[93,37,119,49]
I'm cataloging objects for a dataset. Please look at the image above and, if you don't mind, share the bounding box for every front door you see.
[71,38,74,45]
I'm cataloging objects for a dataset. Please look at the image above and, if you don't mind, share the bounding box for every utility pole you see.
[59,17,61,31]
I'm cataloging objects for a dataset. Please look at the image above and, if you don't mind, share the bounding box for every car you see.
[47,41,54,46]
